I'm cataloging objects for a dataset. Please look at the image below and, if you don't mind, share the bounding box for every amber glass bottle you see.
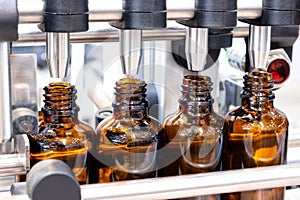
[28,82,95,184]
[161,75,223,200]
[95,78,161,183]
[221,71,288,200]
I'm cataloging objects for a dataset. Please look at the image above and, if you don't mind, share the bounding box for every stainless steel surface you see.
[2,189,300,200]
[249,25,271,69]
[237,0,262,19]
[0,155,27,177]
[16,0,263,24]
[166,0,194,20]
[46,32,70,78]
[17,28,185,43]
[10,54,37,106]
[0,135,29,177]
[185,27,208,71]
[17,0,43,23]
[89,0,123,22]
[120,30,142,75]
[10,53,38,134]
[16,26,257,44]
[80,163,300,199]
[0,42,13,143]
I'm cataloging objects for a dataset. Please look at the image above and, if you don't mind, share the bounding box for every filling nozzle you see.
[185,27,209,71]
[46,32,70,78]
[249,25,271,70]
[119,29,142,76]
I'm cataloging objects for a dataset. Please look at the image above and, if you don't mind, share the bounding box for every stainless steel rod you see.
[166,0,194,20]
[17,0,43,23]
[16,26,253,44]
[79,163,300,200]
[0,42,13,143]
[237,0,262,19]
[88,0,123,22]
[17,0,263,24]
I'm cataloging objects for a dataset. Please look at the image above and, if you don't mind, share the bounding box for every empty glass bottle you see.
[221,70,288,200]
[161,75,223,199]
[95,78,161,183]
[28,82,95,184]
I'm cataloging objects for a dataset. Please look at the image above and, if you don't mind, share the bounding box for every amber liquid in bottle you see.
[161,75,223,200]
[160,110,182,177]
[28,82,96,184]
[221,71,288,200]
[94,78,161,183]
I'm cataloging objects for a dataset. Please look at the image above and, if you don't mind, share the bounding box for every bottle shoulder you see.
[30,123,92,152]
[96,115,161,135]
[39,119,95,135]
[74,120,96,134]
[225,106,287,120]
[163,110,182,127]
[224,106,288,132]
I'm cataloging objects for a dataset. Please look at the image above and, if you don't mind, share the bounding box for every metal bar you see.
[0,42,13,143]
[82,163,300,199]
[166,0,194,20]
[0,135,29,177]
[0,154,27,177]
[17,0,43,23]
[237,0,263,19]
[16,26,253,44]
[17,0,263,24]
[88,0,123,22]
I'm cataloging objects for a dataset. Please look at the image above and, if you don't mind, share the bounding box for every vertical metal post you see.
[0,42,13,143]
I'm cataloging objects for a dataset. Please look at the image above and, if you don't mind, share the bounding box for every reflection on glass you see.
[222,71,288,200]
[161,75,224,200]
[95,78,161,183]
[28,82,95,184]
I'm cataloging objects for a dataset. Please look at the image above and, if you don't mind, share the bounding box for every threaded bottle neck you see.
[42,82,79,124]
[179,75,214,116]
[113,78,149,119]
[241,70,275,109]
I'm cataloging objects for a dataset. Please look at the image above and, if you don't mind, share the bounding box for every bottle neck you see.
[241,70,275,110]
[112,78,149,120]
[179,75,214,117]
[42,82,79,126]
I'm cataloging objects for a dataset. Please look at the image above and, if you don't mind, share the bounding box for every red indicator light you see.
[267,58,290,85]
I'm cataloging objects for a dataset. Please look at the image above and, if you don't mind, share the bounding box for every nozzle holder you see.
[0,0,18,41]
[177,0,237,29]
[240,0,300,25]
[110,0,166,29]
[41,0,88,32]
